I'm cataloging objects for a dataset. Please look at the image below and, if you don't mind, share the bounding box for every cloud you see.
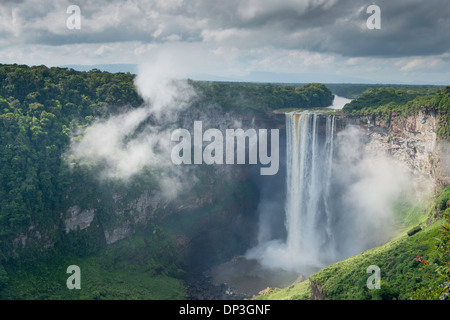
[332,125,413,253]
[134,50,196,119]
[69,107,152,179]
[399,57,441,72]
[1,0,449,58]
[1,0,450,84]
[67,54,197,197]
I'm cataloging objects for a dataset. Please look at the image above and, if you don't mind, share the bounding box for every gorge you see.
[208,106,440,297]
[0,64,448,300]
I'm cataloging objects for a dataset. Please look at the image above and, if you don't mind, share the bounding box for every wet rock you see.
[185,273,251,300]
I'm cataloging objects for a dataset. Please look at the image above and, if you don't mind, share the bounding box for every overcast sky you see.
[0,0,449,84]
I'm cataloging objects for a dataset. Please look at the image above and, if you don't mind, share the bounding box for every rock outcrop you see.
[64,206,96,233]
[103,190,171,244]
[310,278,326,300]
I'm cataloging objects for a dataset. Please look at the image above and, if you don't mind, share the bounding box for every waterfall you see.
[285,112,336,265]
[245,109,407,277]
[246,111,337,272]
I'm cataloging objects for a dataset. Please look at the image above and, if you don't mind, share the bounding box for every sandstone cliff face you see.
[434,142,450,190]
[64,206,96,233]
[14,107,445,263]
[58,174,239,246]
[79,107,444,234]
[342,108,440,194]
[102,190,170,244]
[56,108,268,249]
[11,108,261,254]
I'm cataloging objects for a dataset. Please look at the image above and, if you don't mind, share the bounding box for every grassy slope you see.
[256,219,443,300]
[254,280,311,301]
[255,191,440,300]
[310,219,442,300]
[0,229,186,300]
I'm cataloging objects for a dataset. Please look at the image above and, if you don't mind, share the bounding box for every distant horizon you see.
[2,61,447,86]
[53,63,448,87]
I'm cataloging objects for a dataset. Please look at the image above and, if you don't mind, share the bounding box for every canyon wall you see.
[10,108,280,266]
[341,108,447,196]
[11,107,447,268]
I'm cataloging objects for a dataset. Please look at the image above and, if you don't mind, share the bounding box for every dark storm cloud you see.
[1,0,449,58]
[327,0,450,57]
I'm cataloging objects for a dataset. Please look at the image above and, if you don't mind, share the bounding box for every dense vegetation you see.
[433,87,450,140]
[326,83,440,100]
[0,223,186,299]
[0,63,335,299]
[0,64,185,298]
[0,63,336,259]
[190,81,334,111]
[342,86,438,114]
[0,63,143,239]
[254,280,311,301]
[256,188,450,300]
[342,86,450,140]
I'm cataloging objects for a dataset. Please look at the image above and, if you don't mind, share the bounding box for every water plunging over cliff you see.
[211,110,421,295]
[285,112,336,266]
[245,111,338,272]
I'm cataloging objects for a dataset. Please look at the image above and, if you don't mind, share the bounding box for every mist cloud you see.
[67,55,196,199]
[332,125,413,254]
[134,52,196,119]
